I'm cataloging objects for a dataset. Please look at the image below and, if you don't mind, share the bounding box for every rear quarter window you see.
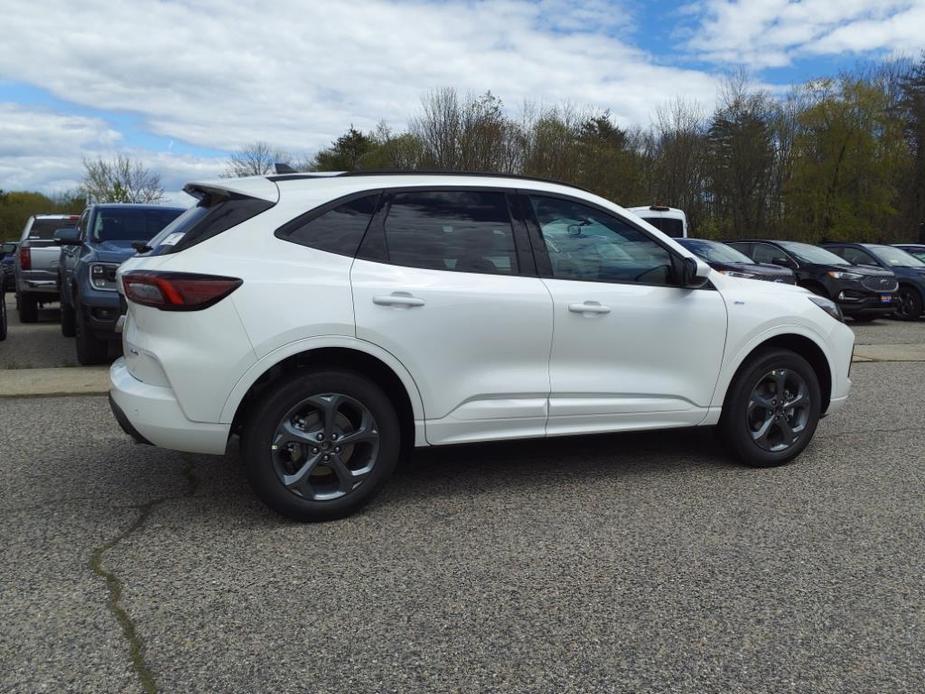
[275,194,380,257]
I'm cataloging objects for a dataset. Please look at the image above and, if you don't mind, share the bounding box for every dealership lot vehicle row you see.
[3,357,925,692]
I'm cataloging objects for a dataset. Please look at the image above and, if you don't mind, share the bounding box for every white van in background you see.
[628,205,687,238]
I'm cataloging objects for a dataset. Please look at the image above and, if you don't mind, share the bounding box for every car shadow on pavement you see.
[185,426,733,522]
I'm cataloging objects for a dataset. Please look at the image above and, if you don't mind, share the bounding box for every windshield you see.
[869,244,925,268]
[777,241,849,266]
[678,239,753,264]
[92,207,184,243]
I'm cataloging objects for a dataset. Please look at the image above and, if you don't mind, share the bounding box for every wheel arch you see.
[224,338,425,452]
[719,331,833,415]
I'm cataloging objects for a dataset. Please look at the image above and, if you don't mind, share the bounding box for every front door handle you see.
[568,301,611,315]
[373,292,425,308]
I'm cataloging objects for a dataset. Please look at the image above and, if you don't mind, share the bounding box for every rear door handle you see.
[568,301,611,315]
[373,292,425,308]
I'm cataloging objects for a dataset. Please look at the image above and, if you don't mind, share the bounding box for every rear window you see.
[92,208,184,243]
[641,217,684,238]
[146,192,275,255]
[26,218,76,244]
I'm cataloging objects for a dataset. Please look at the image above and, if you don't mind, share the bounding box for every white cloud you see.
[687,0,925,68]
[0,0,720,156]
[0,103,220,199]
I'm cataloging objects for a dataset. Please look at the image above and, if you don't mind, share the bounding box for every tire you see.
[894,285,923,321]
[0,292,7,341]
[18,292,38,323]
[60,299,76,337]
[799,282,828,297]
[242,370,400,522]
[719,348,822,468]
[74,304,109,365]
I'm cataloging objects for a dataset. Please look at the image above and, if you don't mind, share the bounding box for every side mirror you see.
[681,256,711,288]
[54,228,81,246]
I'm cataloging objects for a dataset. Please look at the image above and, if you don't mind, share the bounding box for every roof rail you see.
[267,169,597,194]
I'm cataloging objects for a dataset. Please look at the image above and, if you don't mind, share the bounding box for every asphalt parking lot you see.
[2,293,924,693]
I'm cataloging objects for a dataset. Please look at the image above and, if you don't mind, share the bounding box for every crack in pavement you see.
[87,458,199,694]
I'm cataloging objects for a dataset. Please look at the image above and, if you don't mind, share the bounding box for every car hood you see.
[710,260,795,280]
[805,262,896,277]
[91,240,142,264]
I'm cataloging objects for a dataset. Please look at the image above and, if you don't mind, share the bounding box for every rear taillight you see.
[122,271,242,311]
[19,245,31,271]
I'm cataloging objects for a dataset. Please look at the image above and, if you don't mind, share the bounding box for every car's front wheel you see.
[720,349,822,468]
[242,370,400,522]
[894,285,923,321]
[74,304,109,365]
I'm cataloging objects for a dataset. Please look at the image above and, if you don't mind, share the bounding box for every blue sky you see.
[1,0,924,200]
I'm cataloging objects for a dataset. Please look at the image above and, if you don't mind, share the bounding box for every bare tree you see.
[222,141,291,177]
[81,154,163,204]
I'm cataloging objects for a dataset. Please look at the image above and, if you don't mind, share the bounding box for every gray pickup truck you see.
[13,214,79,322]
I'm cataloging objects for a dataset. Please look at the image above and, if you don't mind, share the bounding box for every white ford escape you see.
[110,172,854,521]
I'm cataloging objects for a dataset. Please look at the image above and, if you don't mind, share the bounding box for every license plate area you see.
[880,294,893,304]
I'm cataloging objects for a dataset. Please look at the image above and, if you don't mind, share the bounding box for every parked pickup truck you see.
[14,214,79,322]
[57,203,184,364]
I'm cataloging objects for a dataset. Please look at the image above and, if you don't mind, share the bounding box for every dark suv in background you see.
[823,243,925,320]
[727,240,898,321]
[56,203,184,364]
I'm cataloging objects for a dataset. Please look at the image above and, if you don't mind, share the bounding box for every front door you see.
[521,193,728,436]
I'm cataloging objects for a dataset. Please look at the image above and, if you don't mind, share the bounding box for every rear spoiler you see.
[183,177,279,203]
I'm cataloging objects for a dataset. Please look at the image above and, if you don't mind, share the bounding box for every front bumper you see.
[110,358,230,455]
[80,291,122,339]
[836,293,894,317]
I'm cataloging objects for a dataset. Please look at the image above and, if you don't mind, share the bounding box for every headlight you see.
[720,270,759,279]
[89,263,119,291]
[808,295,843,322]
[827,270,862,280]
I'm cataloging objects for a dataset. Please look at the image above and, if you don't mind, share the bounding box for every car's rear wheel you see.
[74,304,109,365]
[720,349,821,468]
[894,286,923,321]
[242,370,400,522]
[17,293,38,323]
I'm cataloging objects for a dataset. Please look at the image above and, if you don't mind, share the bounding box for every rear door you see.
[350,188,553,445]
[521,192,727,436]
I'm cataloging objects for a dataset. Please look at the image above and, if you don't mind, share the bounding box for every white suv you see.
[110,173,854,521]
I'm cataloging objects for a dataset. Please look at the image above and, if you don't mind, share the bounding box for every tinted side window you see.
[278,195,378,257]
[840,247,877,265]
[529,195,672,284]
[752,243,791,266]
[383,191,517,275]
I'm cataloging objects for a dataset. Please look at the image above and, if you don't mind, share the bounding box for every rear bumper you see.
[109,358,230,455]
[17,271,58,296]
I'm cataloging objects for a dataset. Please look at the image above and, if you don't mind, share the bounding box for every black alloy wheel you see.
[894,286,923,321]
[243,370,400,522]
[720,348,821,468]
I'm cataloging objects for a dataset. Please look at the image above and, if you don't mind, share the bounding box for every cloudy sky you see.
[2,0,924,201]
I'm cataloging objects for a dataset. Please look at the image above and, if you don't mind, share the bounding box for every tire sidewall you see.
[721,349,822,467]
[897,286,923,321]
[242,370,401,521]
